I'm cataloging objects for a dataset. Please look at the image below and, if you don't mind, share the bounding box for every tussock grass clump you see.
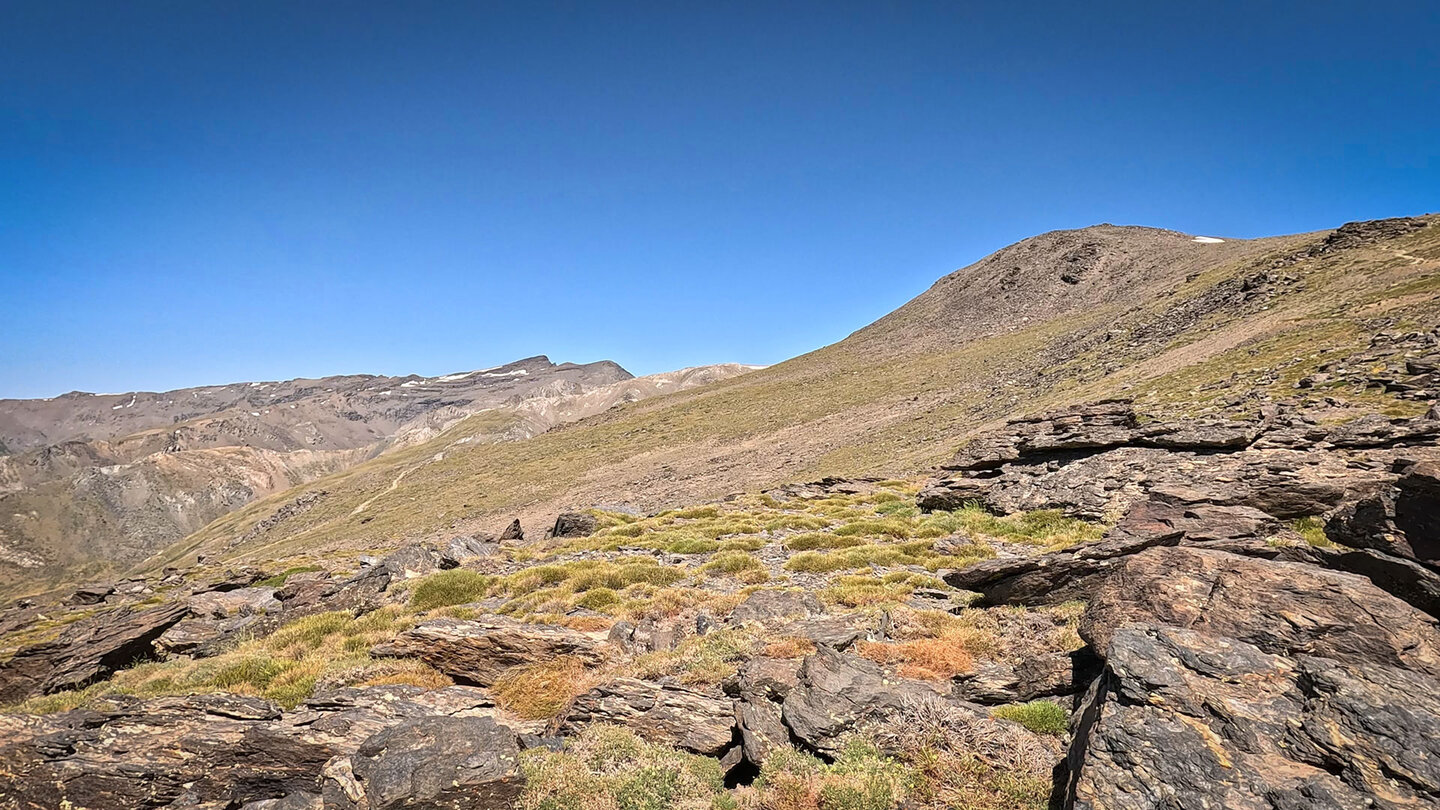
[858,637,975,680]
[519,724,725,810]
[699,551,764,577]
[992,700,1068,736]
[410,570,492,610]
[492,657,595,721]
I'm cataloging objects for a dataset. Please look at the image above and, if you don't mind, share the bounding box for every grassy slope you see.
[154,218,1440,572]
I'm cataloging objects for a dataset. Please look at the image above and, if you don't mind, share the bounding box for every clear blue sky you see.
[2,2,1437,398]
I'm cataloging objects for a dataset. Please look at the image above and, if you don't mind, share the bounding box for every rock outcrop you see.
[1062,544,1440,808]
[561,678,737,756]
[0,603,189,702]
[371,617,605,685]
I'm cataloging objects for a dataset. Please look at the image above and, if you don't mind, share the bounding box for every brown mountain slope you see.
[153,215,1439,575]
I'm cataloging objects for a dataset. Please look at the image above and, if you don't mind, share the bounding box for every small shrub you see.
[992,700,1068,736]
[1290,516,1333,547]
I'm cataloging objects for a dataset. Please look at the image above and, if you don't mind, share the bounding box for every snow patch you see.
[480,369,529,378]
[1192,236,1225,244]
[434,372,474,383]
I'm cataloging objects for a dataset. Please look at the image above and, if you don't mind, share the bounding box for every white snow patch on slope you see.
[480,369,528,378]
[1192,236,1225,244]
[433,372,474,383]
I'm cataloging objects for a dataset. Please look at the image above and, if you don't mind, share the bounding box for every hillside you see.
[160,216,1438,575]
[2,214,1438,810]
[0,358,755,590]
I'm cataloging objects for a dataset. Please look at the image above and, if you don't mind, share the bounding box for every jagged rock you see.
[0,694,333,807]
[371,617,604,685]
[0,603,189,701]
[379,544,447,579]
[776,613,886,649]
[1395,461,1440,562]
[193,568,268,594]
[1326,413,1440,449]
[726,654,804,764]
[65,582,115,605]
[0,687,512,808]
[322,717,524,810]
[1080,546,1440,678]
[498,519,524,542]
[1064,624,1440,809]
[728,589,824,626]
[187,586,281,618]
[561,678,736,755]
[607,619,682,654]
[951,651,1077,705]
[1309,546,1440,619]
[919,400,1437,521]
[155,614,263,658]
[781,646,953,756]
[916,477,987,512]
[943,529,1182,606]
[549,512,598,538]
[441,535,498,566]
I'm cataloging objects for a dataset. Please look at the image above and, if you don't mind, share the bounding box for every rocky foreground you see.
[0,397,1438,808]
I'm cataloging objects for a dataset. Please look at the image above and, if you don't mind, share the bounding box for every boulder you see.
[323,717,524,810]
[561,678,736,755]
[441,535,498,567]
[187,586,281,618]
[781,646,952,756]
[728,589,824,626]
[66,582,115,605]
[0,694,333,807]
[0,686,513,808]
[1063,624,1440,809]
[498,519,524,542]
[943,530,1182,606]
[607,619,682,654]
[549,512,598,539]
[0,603,190,702]
[371,617,604,685]
[1080,546,1440,678]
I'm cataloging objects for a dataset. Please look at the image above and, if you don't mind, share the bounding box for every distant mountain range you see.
[0,357,756,586]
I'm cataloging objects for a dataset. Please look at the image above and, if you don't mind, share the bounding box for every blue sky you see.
[2,2,1437,398]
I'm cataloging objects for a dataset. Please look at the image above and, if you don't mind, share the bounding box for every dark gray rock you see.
[1080,546,1440,678]
[561,678,735,755]
[728,589,824,626]
[1064,624,1440,809]
[371,617,604,686]
[66,582,115,606]
[0,603,190,702]
[781,646,954,756]
[323,717,524,810]
[549,512,598,539]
